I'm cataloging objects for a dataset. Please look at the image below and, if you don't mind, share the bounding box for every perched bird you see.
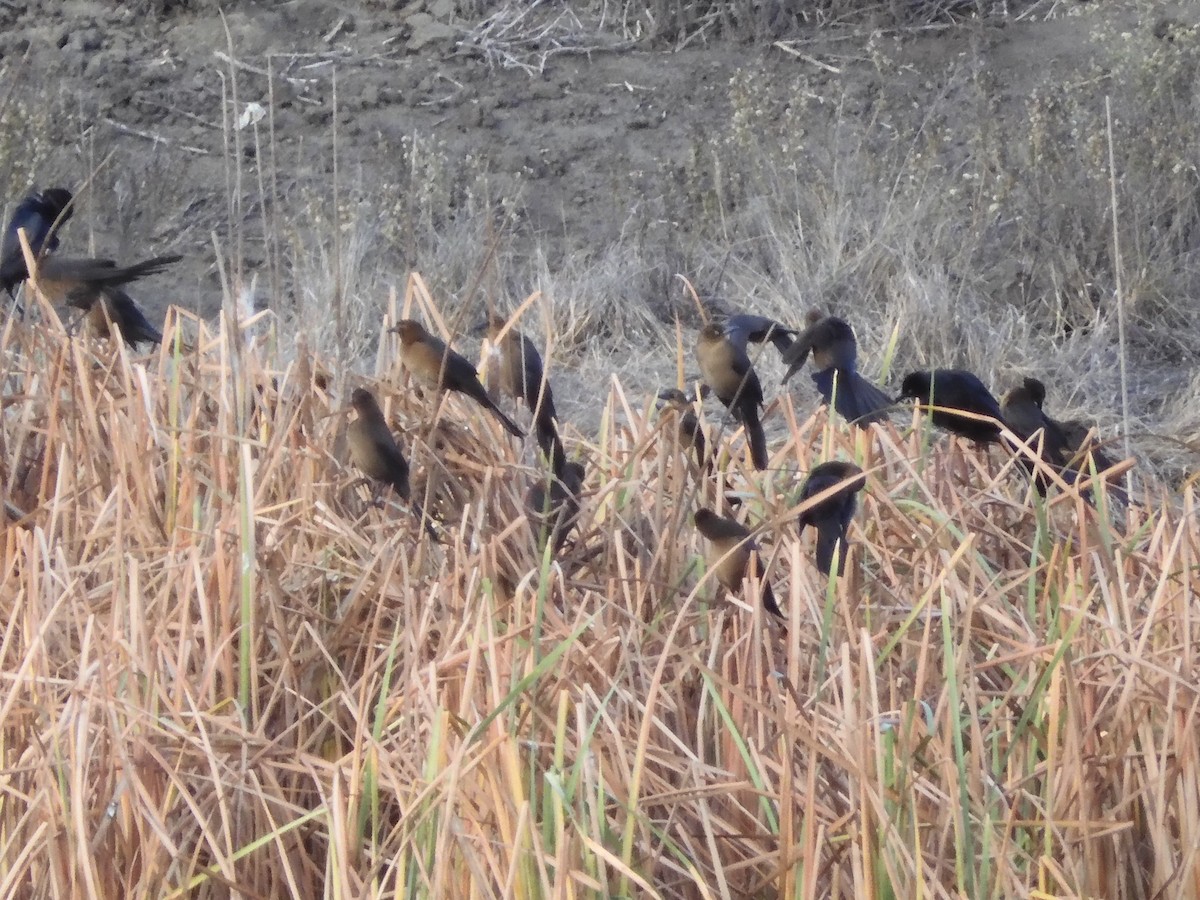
[1000,378,1073,468]
[781,312,891,425]
[693,508,782,618]
[86,288,164,346]
[391,319,524,438]
[348,388,412,501]
[797,461,866,576]
[1000,377,1078,496]
[1022,377,1120,474]
[485,313,563,468]
[526,460,586,554]
[898,369,1004,444]
[1005,377,1126,502]
[723,313,797,355]
[347,387,437,536]
[0,187,74,297]
[657,388,743,510]
[656,388,709,473]
[695,322,769,470]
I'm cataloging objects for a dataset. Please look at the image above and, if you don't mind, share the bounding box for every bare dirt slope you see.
[3,0,1199,475]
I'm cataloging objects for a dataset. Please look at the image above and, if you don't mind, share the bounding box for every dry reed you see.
[0,275,1196,899]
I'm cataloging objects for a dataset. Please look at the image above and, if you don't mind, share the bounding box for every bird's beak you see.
[656,388,696,408]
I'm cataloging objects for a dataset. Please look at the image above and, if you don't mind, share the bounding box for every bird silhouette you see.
[1021,377,1121,474]
[1004,377,1127,502]
[347,387,437,536]
[1001,379,1073,466]
[526,460,586,555]
[29,254,180,346]
[348,388,411,500]
[656,388,709,473]
[486,313,563,468]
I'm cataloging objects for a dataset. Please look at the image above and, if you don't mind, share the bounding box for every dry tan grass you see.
[0,274,1196,899]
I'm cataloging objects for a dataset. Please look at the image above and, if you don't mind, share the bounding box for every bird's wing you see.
[725,314,792,349]
[378,440,409,474]
[4,204,51,255]
[780,329,814,372]
[799,472,842,522]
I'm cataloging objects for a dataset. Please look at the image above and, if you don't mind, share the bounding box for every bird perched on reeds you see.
[797,461,866,576]
[1000,379,1073,468]
[1003,377,1126,502]
[696,322,769,470]
[693,508,782,618]
[1020,377,1120,475]
[348,388,412,501]
[0,186,73,298]
[723,313,797,356]
[86,288,165,346]
[347,387,437,536]
[391,319,525,438]
[526,460,586,554]
[485,313,563,468]
[782,312,891,425]
[898,369,1004,444]
[656,388,709,473]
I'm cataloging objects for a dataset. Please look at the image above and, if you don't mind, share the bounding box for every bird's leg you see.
[409,498,440,542]
[64,306,88,336]
[6,288,24,320]
[347,475,385,509]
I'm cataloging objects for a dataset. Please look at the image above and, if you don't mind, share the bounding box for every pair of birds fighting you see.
[1,186,177,346]
[688,310,892,474]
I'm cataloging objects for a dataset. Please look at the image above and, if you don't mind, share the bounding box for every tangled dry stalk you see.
[0,275,1196,898]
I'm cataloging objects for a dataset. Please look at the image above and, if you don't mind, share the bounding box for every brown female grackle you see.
[696,323,769,470]
[391,319,524,438]
[693,507,782,617]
